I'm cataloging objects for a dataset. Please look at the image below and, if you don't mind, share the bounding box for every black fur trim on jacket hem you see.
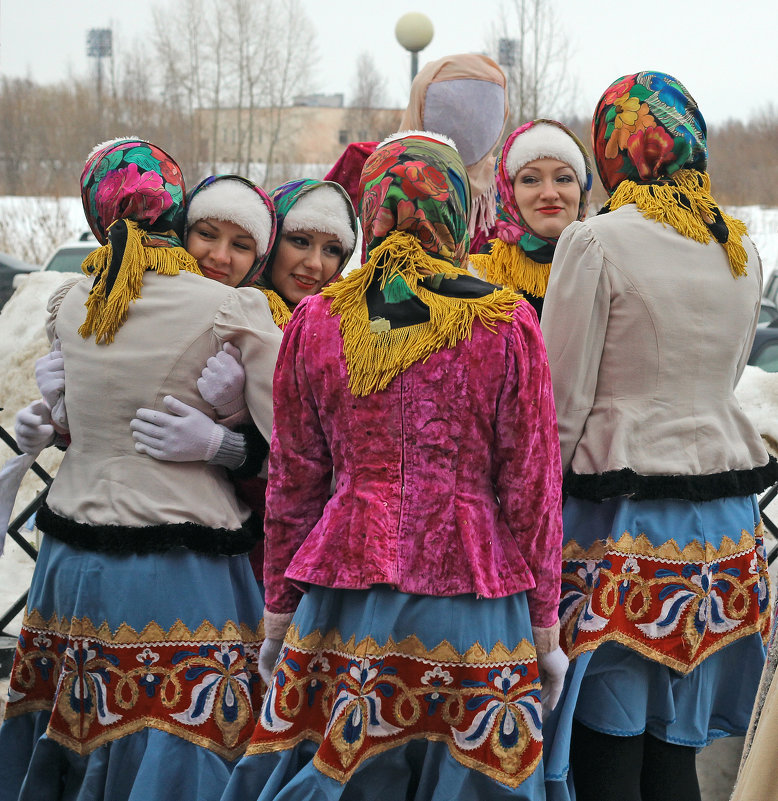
[564,458,778,502]
[228,423,269,480]
[36,502,261,556]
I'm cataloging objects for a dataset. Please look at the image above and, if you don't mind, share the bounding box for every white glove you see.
[197,342,246,417]
[537,646,568,717]
[15,400,55,456]
[258,638,284,685]
[34,340,65,410]
[130,395,225,462]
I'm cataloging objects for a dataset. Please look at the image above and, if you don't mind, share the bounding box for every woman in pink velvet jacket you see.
[222,132,565,801]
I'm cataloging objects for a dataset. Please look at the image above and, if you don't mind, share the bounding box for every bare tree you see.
[489,0,577,130]
[344,52,397,144]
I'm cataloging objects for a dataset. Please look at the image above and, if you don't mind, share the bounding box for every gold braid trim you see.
[79,220,202,344]
[257,287,293,330]
[322,230,519,397]
[470,238,551,297]
[608,169,749,278]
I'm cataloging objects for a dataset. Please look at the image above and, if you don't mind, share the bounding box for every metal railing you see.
[0,423,52,637]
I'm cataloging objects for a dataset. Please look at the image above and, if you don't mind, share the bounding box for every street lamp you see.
[395,12,434,84]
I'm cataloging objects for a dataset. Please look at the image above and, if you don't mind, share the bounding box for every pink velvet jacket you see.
[264,293,563,629]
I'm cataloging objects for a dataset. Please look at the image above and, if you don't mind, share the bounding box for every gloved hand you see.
[130,395,225,462]
[258,638,284,685]
[15,399,54,456]
[34,340,65,410]
[197,342,246,418]
[537,646,568,717]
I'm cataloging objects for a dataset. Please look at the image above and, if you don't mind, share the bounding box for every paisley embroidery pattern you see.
[247,627,543,787]
[4,610,265,759]
[559,526,771,673]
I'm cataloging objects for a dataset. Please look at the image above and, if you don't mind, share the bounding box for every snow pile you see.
[735,365,778,457]
[0,272,78,635]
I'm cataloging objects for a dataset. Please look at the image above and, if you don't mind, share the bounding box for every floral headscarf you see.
[594,71,748,278]
[592,71,707,195]
[322,133,518,397]
[81,138,187,246]
[253,179,357,329]
[186,174,277,287]
[79,138,200,344]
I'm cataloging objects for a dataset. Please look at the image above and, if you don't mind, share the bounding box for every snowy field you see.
[0,202,777,637]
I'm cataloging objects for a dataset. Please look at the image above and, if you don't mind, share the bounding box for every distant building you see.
[195,99,402,184]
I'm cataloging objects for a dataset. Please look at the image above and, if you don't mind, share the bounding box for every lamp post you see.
[86,28,112,105]
[395,12,434,84]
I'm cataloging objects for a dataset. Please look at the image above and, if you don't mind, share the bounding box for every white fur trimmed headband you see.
[505,122,588,190]
[282,184,356,252]
[187,179,273,256]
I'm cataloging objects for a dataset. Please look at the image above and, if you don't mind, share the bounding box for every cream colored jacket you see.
[541,204,771,492]
[44,272,282,532]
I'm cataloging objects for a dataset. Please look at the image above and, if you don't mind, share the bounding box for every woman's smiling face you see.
[512,158,581,239]
[186,218,257,287]
[270,228,344,306]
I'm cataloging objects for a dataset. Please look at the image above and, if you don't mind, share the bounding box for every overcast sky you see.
[0,0,774,126]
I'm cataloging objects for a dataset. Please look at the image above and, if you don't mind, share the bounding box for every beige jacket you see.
[43,272,281,535]
[541,204,773,498]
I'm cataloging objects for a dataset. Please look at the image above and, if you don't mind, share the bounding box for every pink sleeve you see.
[263,300,333,614]
[493,302,564,629]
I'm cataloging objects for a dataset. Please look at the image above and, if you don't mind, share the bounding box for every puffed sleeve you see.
[734,238,763,387]
[213,287,282,443]
[493,301,563,630]
[540,221,610,474]
[263,298,333,614]
[46,276,84,343]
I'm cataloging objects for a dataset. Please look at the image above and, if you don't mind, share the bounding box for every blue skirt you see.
[223,585,547,801]
[0,534,265,801]
[544,494,769,799]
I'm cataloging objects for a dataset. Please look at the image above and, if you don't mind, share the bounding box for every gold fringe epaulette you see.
[607,169,749,278]
[470,238,551,297]
[79,219,201,344]
[322,231,519,397]
[257,287,293,330]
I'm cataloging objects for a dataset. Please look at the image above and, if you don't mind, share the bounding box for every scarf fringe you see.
[322,231,518,397]
[79,220,202,344]
[258,287,293,330]
[607,170,749,278]
[469,181,497,238]
[470,239,551,297]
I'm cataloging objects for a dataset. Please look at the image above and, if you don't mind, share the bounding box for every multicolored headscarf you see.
[471,119,592,302]
[79,138,201,344]
[322,133,518,397]
[594,71,748,277]
[186,174,277,287]
[254,179,357,329]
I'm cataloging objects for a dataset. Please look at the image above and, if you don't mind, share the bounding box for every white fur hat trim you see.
[187,179,272,256]
[505,123,587,189]
[282,185,356,251]
[378,129,458,151]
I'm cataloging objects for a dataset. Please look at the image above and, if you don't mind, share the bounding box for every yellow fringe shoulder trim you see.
[608,169,749,278]
[470,238,551,297]
[321,230,520,397]
[257,287,292,330]
[79,220,202,344]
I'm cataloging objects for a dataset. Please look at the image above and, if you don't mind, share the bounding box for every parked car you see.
[42,231,98,273]
[759,298,778,327]
[749,318,778,371]
[0,252,40,310]
[764,271,778,306]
